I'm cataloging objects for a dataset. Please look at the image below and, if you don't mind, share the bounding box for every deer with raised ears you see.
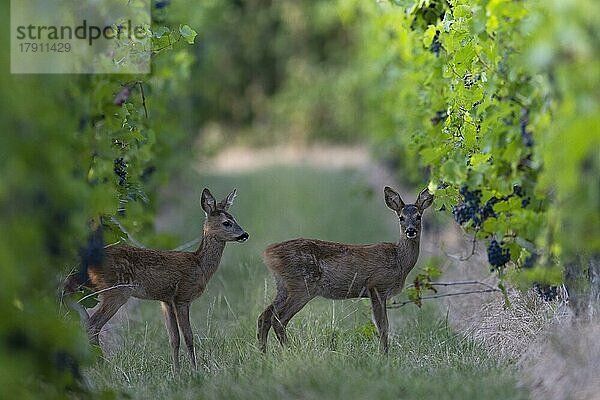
[258,186,433,354]
[82,188,248,371]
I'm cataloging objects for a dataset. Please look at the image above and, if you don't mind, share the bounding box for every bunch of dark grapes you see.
[523,254,537,269]
[429,32,441,56]
[113,86,131,106]
[452,186,481,226]
[487,239,511,269]
[534,283,559,301]
[452,203,473,224]
[480,197,498,220]
[114,158,127,186]
[520,108,534,147]
[512,185,523,196]
[430,110,448,126]
[155,0,170,9]
[511,185,532,208]
[454,184,531,228]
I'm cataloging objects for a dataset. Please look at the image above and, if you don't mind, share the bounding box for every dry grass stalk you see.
[434,232,600,400]
[518,321,600,400]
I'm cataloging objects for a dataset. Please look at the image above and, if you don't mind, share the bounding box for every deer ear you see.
[201,188,217,215]
[217,188,237,211]
[416,187,434,210]
[384,186,404,212]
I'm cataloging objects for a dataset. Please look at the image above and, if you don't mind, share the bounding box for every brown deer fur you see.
[85,188,248,370]
[258,186,433,353]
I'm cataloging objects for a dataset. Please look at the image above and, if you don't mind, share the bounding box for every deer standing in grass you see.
[258,186,433,353]
[82,188,248,370]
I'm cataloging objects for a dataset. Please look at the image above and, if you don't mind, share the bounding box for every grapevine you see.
[113,158,128,186]
[356,0,599,299]
[487,239,511,271]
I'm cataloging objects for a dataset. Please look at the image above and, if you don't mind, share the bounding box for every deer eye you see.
[222,221,232,227]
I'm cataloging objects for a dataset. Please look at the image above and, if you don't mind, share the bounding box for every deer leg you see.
[161,301,180,372]
[272,293,311,348]
[369,288,389,354]
[88,291,130,345]
[175,303,196,370]
[257,304,274,353]
[258,280,287,352]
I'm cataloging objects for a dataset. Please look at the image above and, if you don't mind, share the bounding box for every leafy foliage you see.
[165,0,370,144]
[407,263,442,307]
[0,1,197,396]
[343,0,599,295]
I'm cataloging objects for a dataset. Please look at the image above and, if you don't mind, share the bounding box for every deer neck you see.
[195,233,226,276]
[396,236,420,269]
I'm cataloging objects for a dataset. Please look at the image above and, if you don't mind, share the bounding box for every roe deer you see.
[81,188,248,370]
[258,186,433,353]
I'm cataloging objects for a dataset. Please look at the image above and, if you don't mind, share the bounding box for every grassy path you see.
[87,166,527,399]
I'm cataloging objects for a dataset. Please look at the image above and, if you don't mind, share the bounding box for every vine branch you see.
[76,284,138,304]
[388,288,500,309]
[405,280,498,292]
[138,81,149,119]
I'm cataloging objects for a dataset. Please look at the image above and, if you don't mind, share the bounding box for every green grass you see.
[86,166,527,399]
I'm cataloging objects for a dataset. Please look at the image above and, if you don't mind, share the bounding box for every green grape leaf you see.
[179,25,197,44]
[423,25,437,47]
[153,26,170,39]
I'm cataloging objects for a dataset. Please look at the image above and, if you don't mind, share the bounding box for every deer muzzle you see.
[236,232,249,242]
[405,228,417,239]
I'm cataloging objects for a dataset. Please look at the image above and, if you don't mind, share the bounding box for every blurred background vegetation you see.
[0,0,598,397]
